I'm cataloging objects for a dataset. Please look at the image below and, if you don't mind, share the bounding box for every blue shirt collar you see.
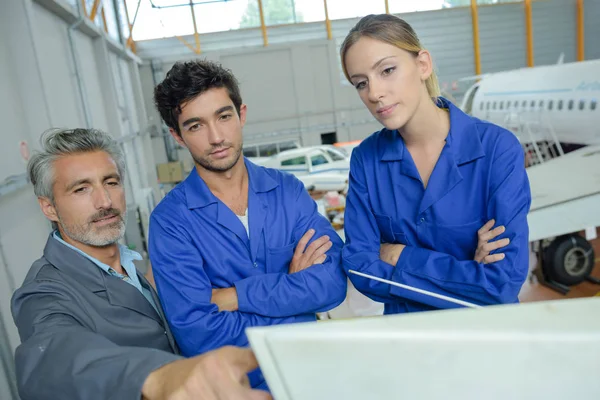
[52,231,143,282]
[380,97,485,165]
[184,157,279,209]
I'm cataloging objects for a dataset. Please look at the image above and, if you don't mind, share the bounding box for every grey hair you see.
[28,128,126,202]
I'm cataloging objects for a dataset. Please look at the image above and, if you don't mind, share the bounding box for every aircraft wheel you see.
[543,235,595,286]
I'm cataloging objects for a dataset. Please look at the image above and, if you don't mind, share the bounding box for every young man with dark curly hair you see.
[150,60,347,390]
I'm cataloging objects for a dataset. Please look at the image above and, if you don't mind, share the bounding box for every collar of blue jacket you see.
[380,97,486,166]
[184,158,279,210]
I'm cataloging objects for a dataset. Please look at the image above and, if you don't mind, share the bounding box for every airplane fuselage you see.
[462,60,600,146]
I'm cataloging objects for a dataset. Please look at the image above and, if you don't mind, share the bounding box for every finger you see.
[303,235,330,258]
[478,219,495,235]
[309,239,333,260]
[483,253,505,264]
[480,225,505,242]
[483,238,510,252]
[239,373,251,388]
[225,347,259,375]
[294,229,315,257]
[247,389,273,400]
[310,250,330,266]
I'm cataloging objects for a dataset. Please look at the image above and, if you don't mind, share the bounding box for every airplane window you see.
[530,100,535,108]
[568,100,574,110]
[514,100,519,108]
[480,102,484,111]
[539,100,544,109]
[592,100,597,111]
[558,100,563,110]
[311,154,329,166]
[326,149,346,161]
[281,156,307,166]
[579,100,585,110]
[278,141,299,152]
[521,100,527,108]
[493,101,497,110]
[499,101,504,110]
[486,101,490,110]
[243,146,258,158]
[548,100,553,110]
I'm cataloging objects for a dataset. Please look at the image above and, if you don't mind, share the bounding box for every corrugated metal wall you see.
[401,7,475,101]
[479,2,527,73]
[585,0,600,60]
[533,0,577,66]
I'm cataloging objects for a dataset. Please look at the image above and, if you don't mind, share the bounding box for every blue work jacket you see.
[342,98,531,314]
[149,159,347,388]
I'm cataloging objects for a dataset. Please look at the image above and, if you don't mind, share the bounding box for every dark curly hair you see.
[154,60,243,136]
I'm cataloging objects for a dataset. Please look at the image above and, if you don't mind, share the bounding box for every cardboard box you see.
[156,162,184,183]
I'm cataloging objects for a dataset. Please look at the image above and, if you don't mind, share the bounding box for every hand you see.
[142,346,271,400]
[379,243,405,266]
[288,229,333,274]
[211,288,239,312]
[475,219,510,264]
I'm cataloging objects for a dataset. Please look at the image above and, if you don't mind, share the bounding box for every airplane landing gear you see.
[535,235,598,294]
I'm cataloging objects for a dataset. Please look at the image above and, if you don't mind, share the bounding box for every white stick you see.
[348,269,483,309]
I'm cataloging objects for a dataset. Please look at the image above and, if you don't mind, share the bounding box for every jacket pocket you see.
[266,242,297,273]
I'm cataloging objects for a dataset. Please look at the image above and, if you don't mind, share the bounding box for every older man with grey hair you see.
[11,128,270,400]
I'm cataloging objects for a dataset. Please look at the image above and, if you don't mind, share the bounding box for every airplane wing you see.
[527,144,600,242]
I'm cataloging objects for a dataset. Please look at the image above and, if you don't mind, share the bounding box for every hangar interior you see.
[0,0,599,398]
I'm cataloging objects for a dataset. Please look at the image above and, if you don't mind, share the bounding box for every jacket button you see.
[253,262,258,267]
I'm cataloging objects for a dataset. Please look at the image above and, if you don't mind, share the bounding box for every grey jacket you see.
[11,234,182,400]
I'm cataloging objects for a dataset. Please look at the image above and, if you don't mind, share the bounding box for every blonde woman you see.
[340,14,531,314]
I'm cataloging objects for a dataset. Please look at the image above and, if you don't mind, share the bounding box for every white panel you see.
[0,36,28,180]
[75,32,110,131]
[118,57,140,133]
[32,2,83,127]
[221,49,298,122]
[248,298,600,400]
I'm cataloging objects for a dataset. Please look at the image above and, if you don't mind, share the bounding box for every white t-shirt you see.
[237,208,249,237]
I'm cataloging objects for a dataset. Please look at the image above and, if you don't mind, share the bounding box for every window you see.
[592,100,597,110]
[480,102,484,111]
[499,101,504,110]
[522,100,527,108]
[278,141,298,152]
[281,156,306,166]
[326,149,345,161]
[514,100,519,108]
[539,100,544,109]
[259,143,277,157]
[558,100,563,110]
[486,101,490,110]
[579,100,585,110]
[311,154,329,166]
[243,147,258,158]
[530,100,535,108]
[568,100,574,110]
[493,101,497,110]
[548,100,554,110]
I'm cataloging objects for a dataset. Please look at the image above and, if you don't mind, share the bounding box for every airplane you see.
[461,59,600,149]
[460,59,600,294]
[256,146,350,192]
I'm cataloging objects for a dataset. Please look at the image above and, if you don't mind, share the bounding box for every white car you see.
[256,146,350,192]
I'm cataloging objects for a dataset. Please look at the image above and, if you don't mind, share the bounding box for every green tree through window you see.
[240,0,304,27]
